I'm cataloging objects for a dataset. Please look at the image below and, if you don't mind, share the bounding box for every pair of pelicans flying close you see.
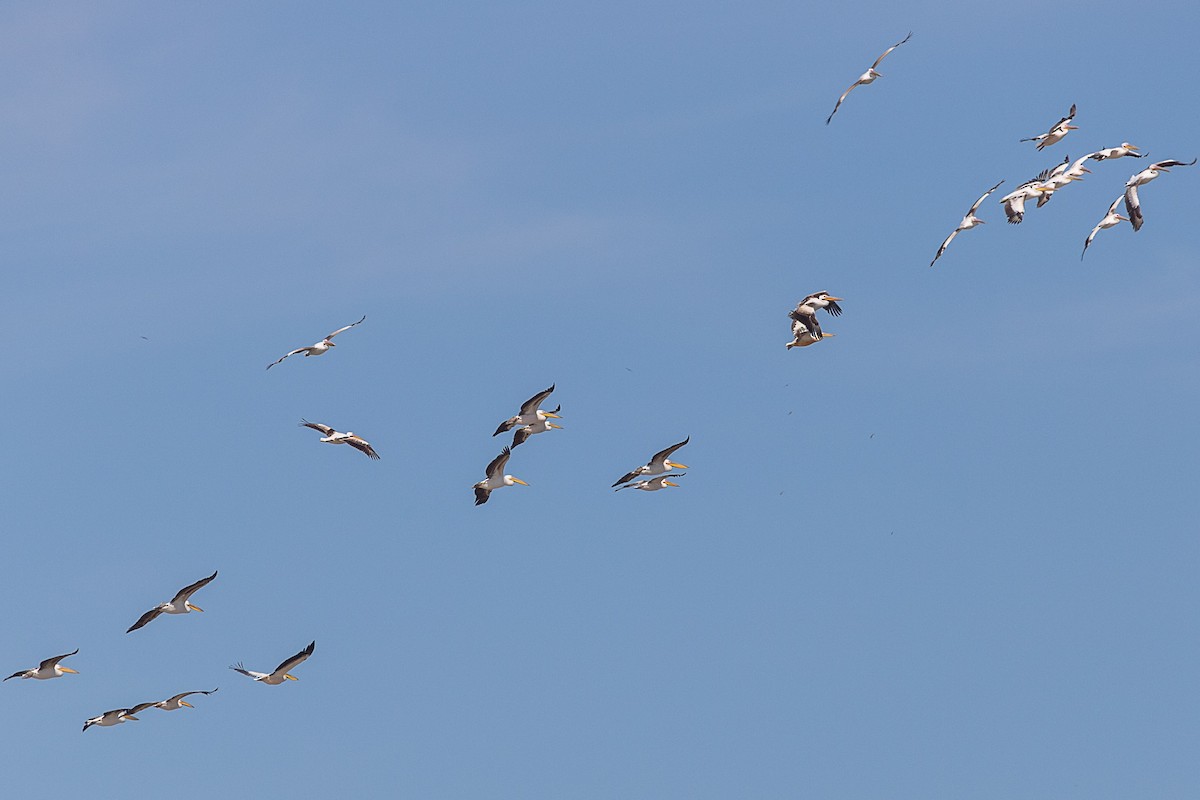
[475,384,563,505]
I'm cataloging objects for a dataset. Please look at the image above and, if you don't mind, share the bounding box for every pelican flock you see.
[127,570,218,633]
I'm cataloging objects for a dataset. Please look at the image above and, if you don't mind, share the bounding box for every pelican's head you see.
[508,476,529,486]
[666,461,688,470]
[187,603,204,612]
[662,480,680,488]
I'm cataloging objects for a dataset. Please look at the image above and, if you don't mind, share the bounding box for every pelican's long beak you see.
[189,604,204,612]
[549,423,563,429]
[285,674,299,681]
[544,412,561,419]
[822,332,837,338]
[511,477,529,486]
[663,481,679,487]
[61,667,79,674]
[667,461,688,469]
[827,296,845,302]
[126,715,140,721]
[181,701,194,708]
[1066,124,1079,130]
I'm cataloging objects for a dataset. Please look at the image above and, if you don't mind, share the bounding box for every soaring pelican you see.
[5,649,79,681]
[299,420,380,459]
[615,473,684,492]
[825,32,912,125]
[83,703,155,732]
[786,315,834,349]
[493,385,559,435]
[612,437,690,487]
[512,408,562,448]
[151,688,219,711]
[1123,159,1196,232]
[230,641,315,685]
[474,446,528,505]
[1081,195,1128,260]
[127,570,218,633]
[1089,143,1147,161]
[1020,103,1077,150]
[266,315,366,370]
[930,180,1004,266]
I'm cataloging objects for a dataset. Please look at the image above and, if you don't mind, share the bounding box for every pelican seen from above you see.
[1123,159,1196,232]
[1082,195,1128,260]
[152,688,219,711]
[825,32,912,125]
[493,385,559,435]
[512,407,562,448]
[930,180,1004,266]
[614,473,684,492]
[5,649,79,681]
[126,570,218,633]
[230,641,315,685]
[1089,143,1147,161]
[300,420,380,459]
[612,437,690,487]
[83,703,155,732]
[474,446,528,505]
[266,315,366,370]
[1020,103,1077,150]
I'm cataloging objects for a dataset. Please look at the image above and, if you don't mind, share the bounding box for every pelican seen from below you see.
[266,315,366,370]
[1020,103,1077,150]
[788,292,843,340]
[5,649,80,681]
[1123,159,1196,232]
[786,315,834,349]
[1081,195,1128,260]
[615,473,684,492]
[230,641,315,685]
[1089,143,1146,161]
[151,688,219,711]
[299,420,380,459]
[127,570,218,633]
[825,32,912,125]
[612,437,690,487]
[83,703,155,732]
[474,446,528,505]
[930,180,1004,266]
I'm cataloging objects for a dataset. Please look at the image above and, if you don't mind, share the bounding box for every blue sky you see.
[2,2,1197,797]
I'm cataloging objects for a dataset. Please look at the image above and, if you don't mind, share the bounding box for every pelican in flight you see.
[83,703,156,732]
[1034,154,1083,207]
[151,688,219,711]
[493,385,559,435]
[299,420,380,459]
[615,473,684,492]
[230,641,315,685]
[512,408,562,448]
[266,315,366,370]
[1081,195,1127,260]
[1089,143,1147,161]
[474,446,528,505]
[612,437,690,487]
[5,649,79,681]
[999,161,1064,224]
[789,292,843,340]
[786,315,834,349]
[930,180,1004,266]
[1020,103,1077,150]
[127,570,218,633]
[1123,159,1196,232]
[825,32,912,125]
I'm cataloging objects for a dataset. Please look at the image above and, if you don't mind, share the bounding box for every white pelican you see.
[615,473,684,492]
[1081,195,1128,260]
[1020,103,1077,150]
[930,180,1004,266]
[493,385,559,435]
[474,446,528,505]
[786,315,834,349]
[230,641,315,685]
[266,315,366,370]
[512,408,562,448]
[612,437,690,487]
[5,649,79,681]
[152,688,218,711]
[788,292,843,340]
[126,570,218,633]
[1089,143,1147,161]
[999,162,1062,224]
[299,420,380,459]
[1123,159,1196,232]
[825,32,912,125]
[1034,155,1083,207]
[83,703,155,732]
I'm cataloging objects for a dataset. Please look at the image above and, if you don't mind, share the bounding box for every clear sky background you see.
[2,2,1197,798]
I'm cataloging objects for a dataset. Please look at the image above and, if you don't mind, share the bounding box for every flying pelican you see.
[786,315,834,349]
[930,180,1004,266]
[126,570,218,633]
[151,688,219,711]
[1081,195,1128,260]
[230,641,315,685]
[1020,103,1077,150]
[1034,154,1082,207]
[493,385,559,435]
[825,32,912,125]
[5,649,80,681]
[788,292,843,339]
[83,703,155,732]
[1123,159,1196,232]
[512,408,562,448]
[266,315,366,370]
[299,420,380,459]
[474,446,528,505]
[614,473,684,492]
[999,160,1064,224]
[1089,143,1147,161]
[612,437,690,487]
